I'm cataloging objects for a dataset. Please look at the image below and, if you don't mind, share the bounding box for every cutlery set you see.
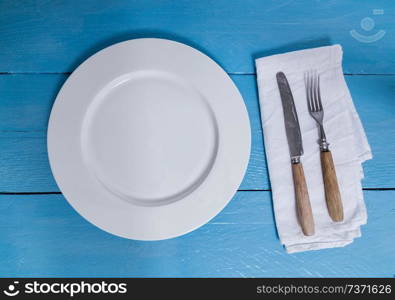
[277,71,344,236]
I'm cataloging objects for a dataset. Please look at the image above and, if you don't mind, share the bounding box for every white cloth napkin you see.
[255,45,372,253]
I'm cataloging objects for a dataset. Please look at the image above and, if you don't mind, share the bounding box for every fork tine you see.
[307,71,312,112]
[310,71,315,111]
[314,70,321,111]
[304,72,311,111]
[316,73,323,111]
[313,71,318,111]
[306,71,311,110]
[311,71,317,112]
[311,71,317,111]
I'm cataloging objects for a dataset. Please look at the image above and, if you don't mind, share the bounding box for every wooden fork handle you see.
[291,162,315,236]
[321,150,344,222]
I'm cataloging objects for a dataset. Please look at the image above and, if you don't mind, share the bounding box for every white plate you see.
[48,38,250,240]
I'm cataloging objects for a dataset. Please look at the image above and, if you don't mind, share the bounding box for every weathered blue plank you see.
[0,0,393,280]
[0,191,394,277]
[0,137,58,191]
[0,0,393,73]
[0,75,393,192]
[0,74,267,191]
[0,74,66,131]
[346,75,395,189]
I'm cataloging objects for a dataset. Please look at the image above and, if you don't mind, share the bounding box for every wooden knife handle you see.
[321,150,344,222]
[291,162,315,236]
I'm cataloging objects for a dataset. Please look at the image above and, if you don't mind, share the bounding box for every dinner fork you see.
[305,70,344,222]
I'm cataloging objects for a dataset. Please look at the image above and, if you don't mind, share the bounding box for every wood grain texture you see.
[0,0,394,278]
[321,151,343,222]
[0,191,394,277]
[348,76,395,189]
[292,163,314,236]
[0,75,393,192]
[0,0,394,74]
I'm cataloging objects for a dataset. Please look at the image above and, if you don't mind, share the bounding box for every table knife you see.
[276,72,315,236]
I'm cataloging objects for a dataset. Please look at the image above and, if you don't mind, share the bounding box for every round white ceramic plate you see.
[48,38,250,240]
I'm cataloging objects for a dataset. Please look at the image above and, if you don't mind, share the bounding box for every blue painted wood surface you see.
[0,0,394,277]
[0,0,394,74]
[1,191,394,277]
[0,75,394,191]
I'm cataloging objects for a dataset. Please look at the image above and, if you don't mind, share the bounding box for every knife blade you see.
[276,71,315,236]
[276,72,303,162]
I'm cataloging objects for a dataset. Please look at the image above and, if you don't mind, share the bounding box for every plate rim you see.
[47,38,251,240]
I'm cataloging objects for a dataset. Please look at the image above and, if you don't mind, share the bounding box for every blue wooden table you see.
[1,0,394,277]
